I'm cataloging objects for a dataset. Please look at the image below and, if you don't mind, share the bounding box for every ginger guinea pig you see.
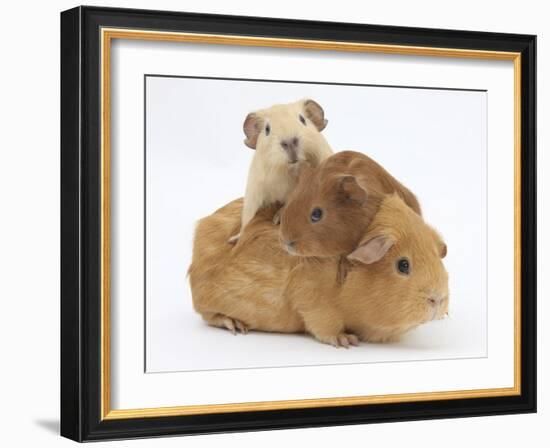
[228,99,333,243]
[190,199,304,335]
[293,193,448,346]
[279,150,421,258]
[189,194,448,347]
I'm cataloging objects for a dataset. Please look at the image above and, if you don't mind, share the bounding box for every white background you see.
[0,0,547,447]
[145,76,488,372]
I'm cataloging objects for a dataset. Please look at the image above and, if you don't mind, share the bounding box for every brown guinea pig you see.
[188,194,448,347]
[279,150,421,258]
[189,198,304,335]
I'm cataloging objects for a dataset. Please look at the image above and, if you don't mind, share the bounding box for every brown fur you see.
[189,199,305,334]
[189,195,448,347]
[280,151,421,258]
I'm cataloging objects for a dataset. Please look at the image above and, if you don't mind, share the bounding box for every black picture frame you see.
[61,5,536,442]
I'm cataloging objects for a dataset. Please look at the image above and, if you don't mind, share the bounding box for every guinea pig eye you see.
[265,124,271,136]
[396,258,410,275]
[310,207,323,223]
[299,114,306,125]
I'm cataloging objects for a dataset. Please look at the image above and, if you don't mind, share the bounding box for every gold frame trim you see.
[100,28,522,421]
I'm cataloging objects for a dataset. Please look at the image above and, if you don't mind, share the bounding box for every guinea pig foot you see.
[227,233,241,244]
[330,333,360,348]
[207,313,249,334]
[222,317,248,335]
[234,319,249,334]
[272,209,282,225]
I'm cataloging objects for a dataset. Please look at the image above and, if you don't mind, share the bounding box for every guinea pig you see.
[279,150,421,258]
[189,199,303,334]
[189,194,448,347]
[228,99,333,244]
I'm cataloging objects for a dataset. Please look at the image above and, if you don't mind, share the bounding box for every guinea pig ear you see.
[430,227,447,258]
[347,234,395,264]
[438,241,447,259]
[243,113,264,149]
[303,99,328,131]
[337,175,368,205]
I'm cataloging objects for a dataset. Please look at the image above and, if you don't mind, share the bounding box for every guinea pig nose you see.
[281,137,299,151]
[286,240,296,248]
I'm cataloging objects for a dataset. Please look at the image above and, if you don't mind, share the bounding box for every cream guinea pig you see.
[228,99,333,243]
[189,194,449,347]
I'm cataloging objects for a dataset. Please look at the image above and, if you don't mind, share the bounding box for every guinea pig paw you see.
[234,319,249,334]
[227,233,241,244]
[222,317,248,335]
[335,333,360,349]
[272,209,282,225]
[321,333,359,348]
